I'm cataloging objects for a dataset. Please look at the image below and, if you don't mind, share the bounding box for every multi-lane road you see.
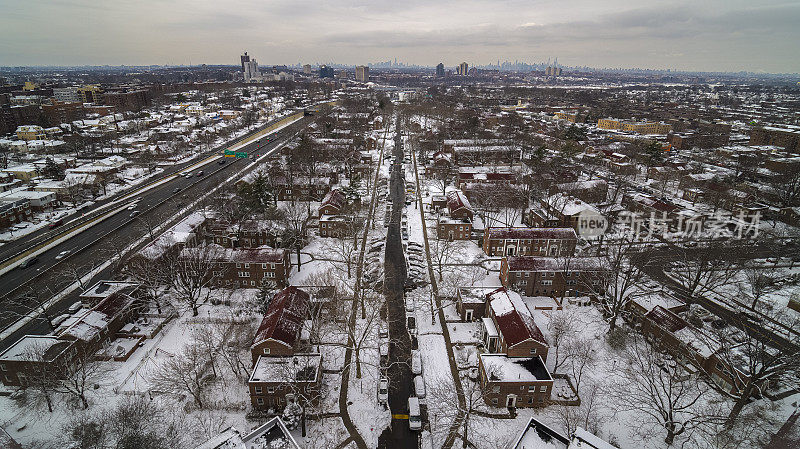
[0,112,313,351]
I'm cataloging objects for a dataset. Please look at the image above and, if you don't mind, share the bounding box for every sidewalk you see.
[410,141,466,449]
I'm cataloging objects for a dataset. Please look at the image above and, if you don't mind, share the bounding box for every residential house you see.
[250,286,311,364]
[194,417,301,449]
[248,353,322,410]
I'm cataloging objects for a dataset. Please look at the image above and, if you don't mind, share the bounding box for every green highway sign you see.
[223,150,248,158]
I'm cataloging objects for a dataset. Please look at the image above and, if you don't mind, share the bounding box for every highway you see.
[0,113,312,351]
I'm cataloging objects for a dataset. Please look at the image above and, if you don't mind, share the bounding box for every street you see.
[378,123,418,449]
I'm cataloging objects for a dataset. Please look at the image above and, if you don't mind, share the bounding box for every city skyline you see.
[2,0,799,73]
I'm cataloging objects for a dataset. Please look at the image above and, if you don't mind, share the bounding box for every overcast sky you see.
[2,0,799,73]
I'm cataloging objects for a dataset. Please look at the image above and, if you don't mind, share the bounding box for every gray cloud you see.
[0,0,798,72]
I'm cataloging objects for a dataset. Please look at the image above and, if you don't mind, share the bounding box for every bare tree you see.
[671,245,740,305]
[149,343,211,408]
[56,345,110,409]
[427,227,463,283]
[581,234,645,331]
[547,382,607,438]
[166,244,221,316]
[565,336,596,393]
[611,333,724,445]
[547,309,578,373]
[427,372,498,449]
[63,396,187,449]
[18,341,62,413]
[710,309,800,426]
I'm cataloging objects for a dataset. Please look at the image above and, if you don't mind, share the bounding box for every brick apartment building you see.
[273,176,332,201]
[250,286,311,364]
[500,256,606,298]
[248,353,322,410]
[749,125,800,154]
[525,194,603,231]
[437,217,472,240]
[0,199,32,230]
[483,227,577,257]
[180,245,290,289]
[482,288,549,358]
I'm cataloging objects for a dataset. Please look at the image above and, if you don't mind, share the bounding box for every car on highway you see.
[130,210,140,218]
[218,158,227,164]
[173,187,182,193]
[196,170,204,176]
[19,257,39,269]
[48,219,63,229]
[55,250,71,260]
[378,378,389,405]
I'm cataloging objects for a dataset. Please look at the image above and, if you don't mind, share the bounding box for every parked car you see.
[411,350,422,375]
[48,219,63,229]
[378,378,389,405]
[408,397,422,431]
[414,375,426,399]
[67,301,82,313]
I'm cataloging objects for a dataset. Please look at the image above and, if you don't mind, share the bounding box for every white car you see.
[411,350,422,375]
[378,378,389,405]
[55,250,71,260]
[414,375,426,399]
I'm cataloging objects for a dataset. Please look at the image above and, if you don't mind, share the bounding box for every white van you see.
[411,350,422,375]
[408,397,422,431]
[414,375,426,399]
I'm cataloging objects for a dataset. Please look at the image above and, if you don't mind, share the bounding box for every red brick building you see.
[483,227,577,257]
[250,286,310,364]
[500,256,605,298]
[446,190,474,220]
[248,353,322,410]
[181,246,290,289]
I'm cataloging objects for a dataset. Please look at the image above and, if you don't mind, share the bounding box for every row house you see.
[273,176,332,202]
[525,194,603,232]
[551,179,608,204]
[483,227,577,257]
[453,145,521,165]
[0,199,32,230]
[318,189,346,216]
[179,245,290,289]
[500,256,605,298]
[455,286,499,322]
[249,353,322,410]
[446,189,474,220]
[0,288,141,387]
[457,166,518,189]
[204,219,288,249]
[319,214,352,238]
[479,288,553,408]
[622,193,680,220]
[634,305,750,395]
[250,286,311,364]
[437,217,472,241]
[510,417,619,449]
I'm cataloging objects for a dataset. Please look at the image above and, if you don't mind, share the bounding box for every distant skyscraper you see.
[457,62,468,76]
[244,59,259,82]
[240,52,250,73]
[436,63,445,78]
[303,64,312,74]
[355,65,369,82]
[319,65,335,79]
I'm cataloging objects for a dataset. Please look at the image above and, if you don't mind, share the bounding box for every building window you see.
[540,386,547,392]
[236,263,241,268]
[244,263,250,268]
[267,387,275,393]
[541,280,552,286]
[262,263,268,269]
[527,396,534,404]
[255,386,262,394]
[491,398,498,405]
[263,348,270,354]
[257,397,264,405]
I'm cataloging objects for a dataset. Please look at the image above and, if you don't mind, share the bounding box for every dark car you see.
[196,170,204,176]
[173,187,181,194]
[19,257,39,269]
[48,219,63,229]
[218,158,227,164]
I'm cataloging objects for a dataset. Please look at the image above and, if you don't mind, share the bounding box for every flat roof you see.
[481,354,551,382]
[0,335,71,362]
[249,353,321,384]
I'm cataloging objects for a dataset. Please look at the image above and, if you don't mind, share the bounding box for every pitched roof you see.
[487,287,547,347]
[446,190,473,214]
[645,305,686,333]
[252,286,310,349]
[320,188,346,212]
[486,227,577,240]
